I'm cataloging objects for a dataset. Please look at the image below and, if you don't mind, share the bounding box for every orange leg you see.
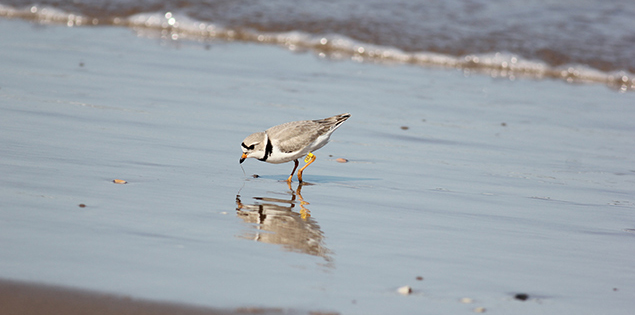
[286,159,299,182]
[297,153,316,183]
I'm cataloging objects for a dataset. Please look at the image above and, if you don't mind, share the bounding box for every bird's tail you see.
[322,113,351,130]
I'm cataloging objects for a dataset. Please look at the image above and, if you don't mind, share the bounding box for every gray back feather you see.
[267,113,350,153]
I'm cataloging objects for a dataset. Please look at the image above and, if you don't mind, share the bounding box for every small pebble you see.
[514,293,529,301]
[474,307,486,313]
[460,297,474,304]
[397,285,412,295]
[400,126,409,130]
[415,276,423,281]
[501,122,507,127]
[335,158,348,163]
[78,204,86,208]
[112,179,127,184]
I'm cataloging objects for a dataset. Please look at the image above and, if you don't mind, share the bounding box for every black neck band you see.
[259,135,273,161]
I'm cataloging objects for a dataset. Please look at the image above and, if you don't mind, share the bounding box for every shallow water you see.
[1,0,634,90]
[1,19,635,314]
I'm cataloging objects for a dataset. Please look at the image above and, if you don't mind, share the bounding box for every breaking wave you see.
[2,4,633,91]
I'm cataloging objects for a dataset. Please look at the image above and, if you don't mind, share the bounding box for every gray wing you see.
[267,120,330,153]
[267,113,350,153]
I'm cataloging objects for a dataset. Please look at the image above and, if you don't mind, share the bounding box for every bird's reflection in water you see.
[236,183,333,262]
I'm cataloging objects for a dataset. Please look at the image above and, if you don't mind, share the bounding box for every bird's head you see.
[240,131,266,163]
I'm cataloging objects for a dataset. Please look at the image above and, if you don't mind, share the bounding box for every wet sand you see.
[1,17,634,315]
[0,279,293,315]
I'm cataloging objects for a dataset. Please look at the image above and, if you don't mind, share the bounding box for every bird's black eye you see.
[242,142,256,150]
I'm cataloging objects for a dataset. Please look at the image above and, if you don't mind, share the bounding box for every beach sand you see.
[0,279,294,315]
[1,18,634,314]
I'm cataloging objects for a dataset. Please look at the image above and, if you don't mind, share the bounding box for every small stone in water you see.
[514,293,529,301]
[397,285,412,295]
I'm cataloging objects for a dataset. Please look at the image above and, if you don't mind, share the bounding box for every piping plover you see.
[240,113,351,183]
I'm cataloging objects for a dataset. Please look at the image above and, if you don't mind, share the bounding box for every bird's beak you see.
[239,153,247,164]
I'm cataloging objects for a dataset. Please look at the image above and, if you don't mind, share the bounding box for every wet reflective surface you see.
[1,18,634,314]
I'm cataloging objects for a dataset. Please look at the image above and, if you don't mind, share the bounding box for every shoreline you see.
[0,5,633,92]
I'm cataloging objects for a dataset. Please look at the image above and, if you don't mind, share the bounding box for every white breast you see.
[266,132,333,164]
